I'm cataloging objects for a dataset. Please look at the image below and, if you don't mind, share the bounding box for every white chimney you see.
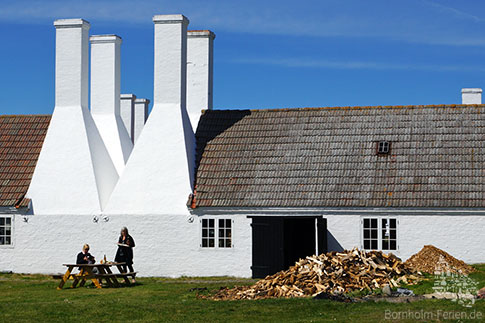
[28,19,119,214]
[462,88,482,104]
[187,30,215,130]
[90,35,133,176]
[133,98,150,143]
[54,19,90,108]
[120,93,136,143]
[151,15,189,106]
[105,14,195,215]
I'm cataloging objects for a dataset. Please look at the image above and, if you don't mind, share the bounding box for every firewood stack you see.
[209,248,419,300]
[404,245,475,275]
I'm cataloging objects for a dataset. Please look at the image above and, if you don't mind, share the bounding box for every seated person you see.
[76,244,95,264]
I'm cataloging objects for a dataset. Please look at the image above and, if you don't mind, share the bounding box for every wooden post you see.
[72,267,84,288]
[57,265,74,290]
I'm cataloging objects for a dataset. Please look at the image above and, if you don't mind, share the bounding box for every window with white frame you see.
[381,218,397,251]
[218,219,232,248]
[0,217,12,246]
[362,217,397,251]
[201,219,215,247]
[363,218,378,250]
[201,218,232,248]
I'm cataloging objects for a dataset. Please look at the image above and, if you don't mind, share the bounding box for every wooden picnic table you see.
[55,263,136,290]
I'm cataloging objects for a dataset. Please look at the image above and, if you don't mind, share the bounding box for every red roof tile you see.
[0,115,50,207]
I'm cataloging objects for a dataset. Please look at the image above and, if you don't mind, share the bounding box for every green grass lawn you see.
[0,266,484,323]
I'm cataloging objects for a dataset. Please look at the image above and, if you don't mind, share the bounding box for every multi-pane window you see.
[363,218,378,250]
[381,218,397,251]
[377,141,390,154]
[362,217,398,251]
[218,219,232,248]
[0,217,12,246]
[201,219,215,248]
[201,218,232,248]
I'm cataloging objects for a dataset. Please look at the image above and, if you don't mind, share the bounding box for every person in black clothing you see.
[76,244,95,264]
[115,227,135,282]
[76,244,98,278]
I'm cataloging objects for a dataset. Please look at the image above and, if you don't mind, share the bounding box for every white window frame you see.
[360,216,398,252]
[201,218,216,248]
[0,215,14,248]
[200,218,234,249]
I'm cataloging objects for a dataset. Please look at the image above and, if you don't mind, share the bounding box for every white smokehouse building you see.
[0,14,484,278]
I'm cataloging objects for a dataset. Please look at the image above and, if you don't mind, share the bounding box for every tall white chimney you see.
[106,14,195,215]
[28,19,119,214]
[187,30,215,130]
[54,19,90,108]
[133,98,150,143]
[152,15,189,106]
[120,93,136,143]
[90,35,133,176]
[462,88,482,104]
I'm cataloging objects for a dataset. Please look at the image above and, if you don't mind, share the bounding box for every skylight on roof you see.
[377,141,390,155]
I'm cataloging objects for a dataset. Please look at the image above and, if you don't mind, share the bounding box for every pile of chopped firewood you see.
[404,245,475,275]
[208,248,419,300]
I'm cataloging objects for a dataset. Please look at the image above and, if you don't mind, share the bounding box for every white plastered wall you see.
[325,213,485,264]
[2,211,484,276]
[0,213,252,277]
[398,215,484,263]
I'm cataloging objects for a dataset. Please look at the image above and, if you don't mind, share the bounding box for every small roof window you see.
[376,141,391,155]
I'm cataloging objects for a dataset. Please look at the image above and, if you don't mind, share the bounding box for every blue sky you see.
[2,0,485,114]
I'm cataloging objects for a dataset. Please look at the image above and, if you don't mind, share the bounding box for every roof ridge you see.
[203,104,485,113]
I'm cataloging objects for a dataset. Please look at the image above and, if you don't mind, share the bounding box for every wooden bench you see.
[54,263,134,289]
[52,273,82,280]
[98,272,137,278]
[98,272,137,284]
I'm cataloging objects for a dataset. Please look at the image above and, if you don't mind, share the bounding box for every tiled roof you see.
[194,105,485,208]
[0,115,51,207]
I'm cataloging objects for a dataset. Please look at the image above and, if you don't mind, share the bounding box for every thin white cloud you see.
[421,0,483,23]
[231,57,485,72]
[2,0,485,47]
